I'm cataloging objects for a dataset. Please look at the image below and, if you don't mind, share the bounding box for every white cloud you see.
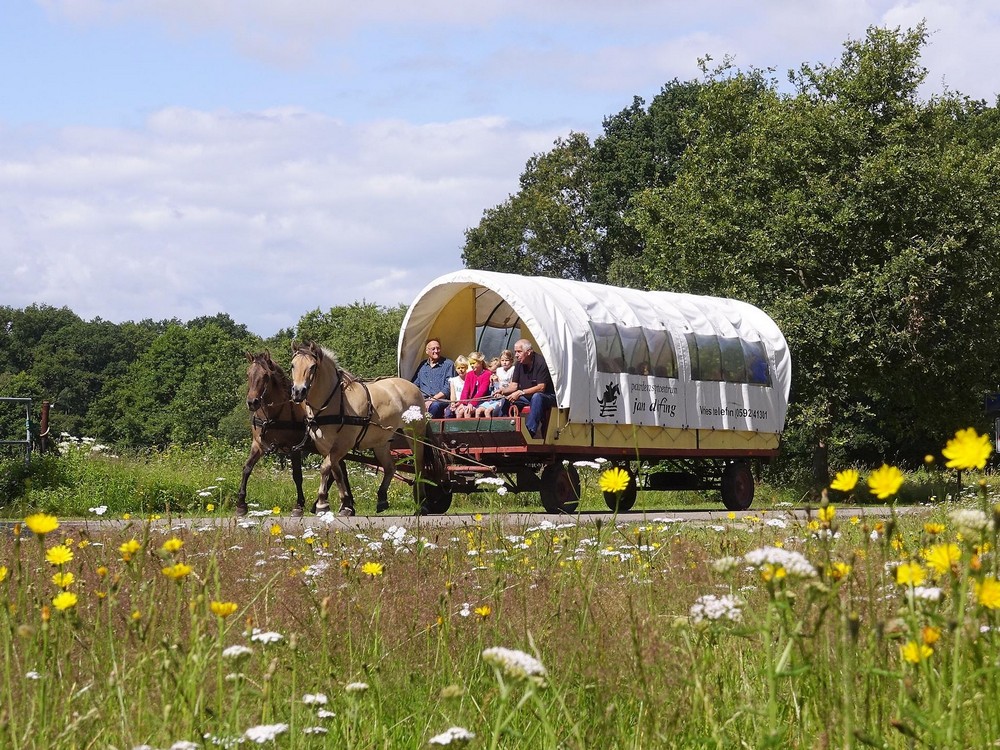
[0,107,560,335]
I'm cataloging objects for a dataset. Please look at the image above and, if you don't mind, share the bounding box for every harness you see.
[299,367,376,451]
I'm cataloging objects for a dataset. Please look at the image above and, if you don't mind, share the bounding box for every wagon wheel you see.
[414,442,453,515]
[539,463,580,514]
[721,461,754,511]
[603,465,638,512]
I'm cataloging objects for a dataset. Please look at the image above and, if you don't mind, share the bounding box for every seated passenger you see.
[476,349,514,417]
[454,351,492,418]
[502,339,556,438]
[445,355,469,418]
[411,338,455,419]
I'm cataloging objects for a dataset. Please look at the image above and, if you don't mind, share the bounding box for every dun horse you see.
[289,341,425,516]
[238,351,344,517]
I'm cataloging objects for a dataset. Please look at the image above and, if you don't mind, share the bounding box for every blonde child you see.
[455,352,492,418]
[445,355,469,418]
[476,349,515,417]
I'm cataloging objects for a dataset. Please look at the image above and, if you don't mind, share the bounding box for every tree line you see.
[463,24,1000,480]
[0,303,404,450]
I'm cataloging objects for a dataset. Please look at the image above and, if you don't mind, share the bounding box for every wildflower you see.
[88,505,107,516]
[51,571,75,589]
[712,556,742,573]
[161,537,183,553]
[222,645,253,660]
[895,561,926,587]
[867,464,904,499]
[24,513,59,537]
[345,681,369,693]
[269,524,282,537]
[923,543,961,577]
[52,591,78,611]
[402,405,427,423]
[302,693,328,705]
[949,508,992,540]
[474,605,491,619]
[44,544,73,566]
[924,522,945,535]
[361,561,384,577]
[0,566,7,583]
[96,565,108,578]
[271,506,281,515]
[828,562,852,581]
[689,594,743,625]
[119,539,141,561]
[922,626,941,646]
[830,469,859,493]
[849,516,860,526]
[131,610,142,622]
[481,646,548,686]
[210,601,238,618]
[429,726,476,746]
[161,563,193,580]
[169,742,199,750]
[206,503,215,512]
[244,723,289,744]
[818,505,836,524]
[942,427,992,470]
[744,547,817,578]
[249,629,283,644]
[974,577,1000,609]
[907,586,943,603]
[901,641,933,664]
[25,671,41,680]
[599,467,630,495]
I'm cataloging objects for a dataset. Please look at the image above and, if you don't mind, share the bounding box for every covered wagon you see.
[396,270,791,513]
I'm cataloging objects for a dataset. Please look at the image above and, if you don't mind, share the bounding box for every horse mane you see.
[293,342,358,385]
[251,351,292,391]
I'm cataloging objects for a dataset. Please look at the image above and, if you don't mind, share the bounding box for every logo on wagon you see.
[597,381,621,417]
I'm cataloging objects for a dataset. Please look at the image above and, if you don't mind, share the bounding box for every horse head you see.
[290,341,326,404]
[245,351,284,411]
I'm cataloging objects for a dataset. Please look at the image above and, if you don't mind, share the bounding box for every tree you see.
[295,302,406,377]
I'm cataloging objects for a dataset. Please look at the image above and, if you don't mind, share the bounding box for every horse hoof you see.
[376,500,390,513]
[290,507,304,518]
[338,505,355,517]
[234,504,248,517]
[315,503,331,515]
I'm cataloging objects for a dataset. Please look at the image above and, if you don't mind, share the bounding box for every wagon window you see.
[619,326,651,376]
[719,337,747,382]
[644,328,677,378]
[591,322,624,373]
[686,333,723,382]
[476,325,520,357]
[742,339,771,386]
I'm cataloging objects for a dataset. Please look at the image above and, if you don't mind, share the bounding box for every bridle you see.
[292,350,374,450]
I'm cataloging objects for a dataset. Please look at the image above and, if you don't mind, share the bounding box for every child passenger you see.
[445,355,469,418]
[476,349,514,417]
[454,352,492,418]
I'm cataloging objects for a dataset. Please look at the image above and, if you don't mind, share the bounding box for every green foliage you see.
[296,301,406,377]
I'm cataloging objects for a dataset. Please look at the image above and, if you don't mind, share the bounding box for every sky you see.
[2,1,999,337]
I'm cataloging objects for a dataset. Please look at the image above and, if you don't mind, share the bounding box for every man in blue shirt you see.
[411,338,455,418]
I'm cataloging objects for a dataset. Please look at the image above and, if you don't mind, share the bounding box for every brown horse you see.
[289,341,426,516]
[237,351,345,517]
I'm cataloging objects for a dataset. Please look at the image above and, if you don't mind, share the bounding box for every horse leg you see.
[290,452,305,517]
[373,444,395,513]
[236,441,264,516]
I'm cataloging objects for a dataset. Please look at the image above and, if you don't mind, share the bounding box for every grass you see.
[1,433,998,747]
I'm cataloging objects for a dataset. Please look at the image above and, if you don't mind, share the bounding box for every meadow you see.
[0,429,998,748]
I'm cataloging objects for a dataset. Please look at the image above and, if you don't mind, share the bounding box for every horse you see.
[289,341,426,516]
[237,351,346,517]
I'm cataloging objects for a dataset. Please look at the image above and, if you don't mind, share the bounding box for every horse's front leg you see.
[372,444,395,513]
[290,452,306,518]
[314,455,355,516]
[236,440,264,516]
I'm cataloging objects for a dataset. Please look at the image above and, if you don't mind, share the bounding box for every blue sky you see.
[2,1,998,336]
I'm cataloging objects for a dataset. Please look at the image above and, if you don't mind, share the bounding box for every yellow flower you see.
[24,513,59,537]
[599,467,631,495]
[828,562,852,581]
[867,464,904,500]
[942,427,992,471]
[161,537,183,553]
[0,566,7,583]
[923,543,961,577]
[361,561,384,577]
[52,591,78,611]
[210,601,238,618]
[131,610,142,621]
[96,565,108,578]
[807,520,820,531]
[901,641,933,664]
[818,505,836,524]
[829,469,859,493]
[161,562,193,581]
[924,522,945,535]
[924,454,935,465]
[974,576,1000,609]
[206,503,215,512]
[51,571,75,589]
[849,516,860,526]
[761,564,786,582]
[474,605,491,618]
[119,539,141,562]
[270,524,282,537]
[272,506,282,515]
[922,626,941,646]
[895,561,926,587]
[45,545,74,566]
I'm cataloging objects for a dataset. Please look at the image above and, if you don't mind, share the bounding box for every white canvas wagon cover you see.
[399,271,791,433]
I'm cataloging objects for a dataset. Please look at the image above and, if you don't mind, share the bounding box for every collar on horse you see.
[302,367,375,451]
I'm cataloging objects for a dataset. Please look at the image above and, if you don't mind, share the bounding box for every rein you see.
[298,359,376,451]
